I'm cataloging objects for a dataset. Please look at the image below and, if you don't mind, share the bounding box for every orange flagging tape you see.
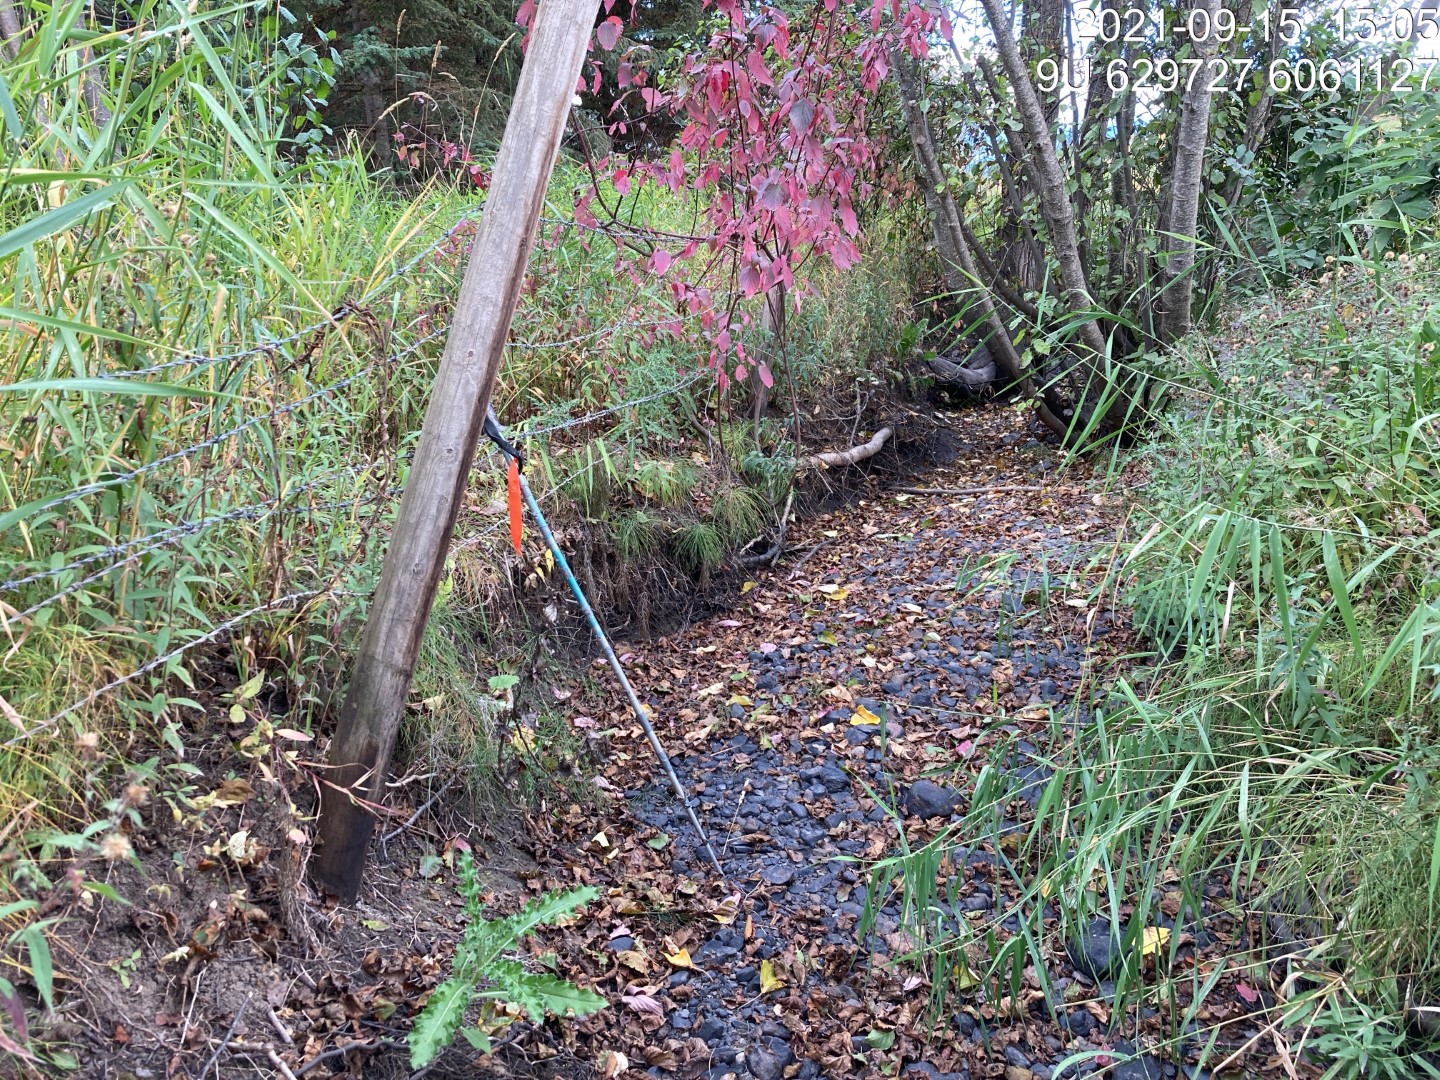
[509,457,527,558]
[507,458,523,554]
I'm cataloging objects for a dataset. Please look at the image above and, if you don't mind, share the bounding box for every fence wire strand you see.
[4,204,721,741]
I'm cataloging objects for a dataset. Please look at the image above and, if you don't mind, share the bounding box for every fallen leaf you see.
[209,778,255,807]
[711,893,741,925]
[616,949,651,974]
[1140,926,1171,958]
[759,959,785,994]
[0,693,26,732]
[621,993,664,1017]
[740,581,756,594]
[663,948,694,969]
[1236,981,1260,1005]
[849,705,882,726]
[597,1050,629,1078]
[272,727,312,742]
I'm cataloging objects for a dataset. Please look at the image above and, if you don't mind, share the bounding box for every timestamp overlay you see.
[1033,4,1440,97]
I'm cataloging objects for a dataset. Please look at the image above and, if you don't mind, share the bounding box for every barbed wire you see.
[8,490,405,624]
[1,460,394,594]
[8,324,449,529]
[509,306,713,351]
[3,588,343,747]
[516,372,707,439]
[95,206,485,382]
[88,209,686,382]
[3,367,707,743]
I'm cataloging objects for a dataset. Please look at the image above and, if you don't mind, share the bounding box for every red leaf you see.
[756,361,774,388]
[595,16,623,51]
[650,250,672,274]
[1236,982,1260,1005]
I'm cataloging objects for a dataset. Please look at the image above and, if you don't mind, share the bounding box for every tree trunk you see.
[1,0,24,60]
[751,281,783,443]
[1156,0,1221,343]
[977,0,1116,399]
[893,51,1066,440]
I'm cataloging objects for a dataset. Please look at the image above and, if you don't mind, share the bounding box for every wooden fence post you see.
[313,0,597,902]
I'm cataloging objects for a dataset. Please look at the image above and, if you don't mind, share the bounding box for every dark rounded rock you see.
[818,764,851,793]
[1062,1007,1094,1039]
[762,863,795,886]
[903,778,958,819]
[746,1036,794,1080]
[1067,918,1122,980]
[1107,1041,1165,1079]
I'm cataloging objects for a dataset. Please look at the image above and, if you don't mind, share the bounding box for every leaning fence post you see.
[313,0,598,902]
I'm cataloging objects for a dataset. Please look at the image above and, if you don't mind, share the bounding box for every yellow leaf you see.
[1141,926,1171,958]
[664,948,694,969]
[849,705,882,726]
[729,694,754,707]
[593,831,610,849]
[819,630,838,645]
[696,683,725,698]
[740,581,756,594]
[759,959,785,994]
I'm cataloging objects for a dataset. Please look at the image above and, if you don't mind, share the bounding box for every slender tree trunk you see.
[751,281,783,443]
[1,0,24,60]
[975,57,1051,295]
[1221,8,1283,208]
[977,0,1111,368]
[1156,0,1221,343]
[893,52,1066,440]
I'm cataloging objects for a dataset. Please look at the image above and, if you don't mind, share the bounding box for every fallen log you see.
[802,426,893,470]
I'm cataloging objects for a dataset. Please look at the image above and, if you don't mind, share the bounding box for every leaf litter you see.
[32,408,1278,1079]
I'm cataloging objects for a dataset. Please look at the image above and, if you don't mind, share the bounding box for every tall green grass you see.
[866,253,1440,1075]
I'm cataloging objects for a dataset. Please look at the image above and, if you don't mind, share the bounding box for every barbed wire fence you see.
[1,204,714,744]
